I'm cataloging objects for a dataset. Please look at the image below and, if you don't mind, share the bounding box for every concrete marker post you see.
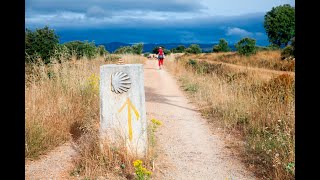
[100,62,147,157]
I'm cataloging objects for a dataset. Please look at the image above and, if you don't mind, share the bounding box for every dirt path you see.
[144,60,256,179]
[25,142,78,179]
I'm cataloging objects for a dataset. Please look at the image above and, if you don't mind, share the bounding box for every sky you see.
[25,0,295,45]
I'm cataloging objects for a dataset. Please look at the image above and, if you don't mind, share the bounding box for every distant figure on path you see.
[157,47,165,69]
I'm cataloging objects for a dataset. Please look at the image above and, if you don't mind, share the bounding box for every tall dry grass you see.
[25,54,151,178]
[186,50,295,72]
[165,53,295,179]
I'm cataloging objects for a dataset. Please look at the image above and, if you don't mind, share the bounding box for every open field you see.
[183,50,295,72]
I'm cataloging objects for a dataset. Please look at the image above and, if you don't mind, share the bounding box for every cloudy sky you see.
[26,0,295,45]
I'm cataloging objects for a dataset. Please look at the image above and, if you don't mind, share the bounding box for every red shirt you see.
[158,49,163,55]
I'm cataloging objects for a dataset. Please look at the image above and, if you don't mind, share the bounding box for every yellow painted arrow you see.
[118,98,140,141]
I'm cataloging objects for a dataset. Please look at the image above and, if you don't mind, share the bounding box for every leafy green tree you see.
[235,37,257,56]
[212,39,231,52]
[25,26,59,64]
[185,44,202,54]
[264,4,295,47]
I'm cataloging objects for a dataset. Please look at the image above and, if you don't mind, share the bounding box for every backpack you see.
[158,54,164,59]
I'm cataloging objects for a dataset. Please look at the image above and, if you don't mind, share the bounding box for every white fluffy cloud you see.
[226,27,253,36]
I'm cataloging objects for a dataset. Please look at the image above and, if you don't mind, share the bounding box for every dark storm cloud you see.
[26,0,207,14]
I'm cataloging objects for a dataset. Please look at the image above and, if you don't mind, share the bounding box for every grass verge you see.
[165,53,295,179]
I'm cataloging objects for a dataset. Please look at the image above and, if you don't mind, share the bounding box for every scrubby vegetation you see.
[25,26,109,64]
[185,50,294,72]
[165,53,295,179]
[114,43,144,55]
[171,45,186,53]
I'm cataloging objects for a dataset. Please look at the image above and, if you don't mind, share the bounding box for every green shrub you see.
[281,45,294,60]
[53,44,72,62]
[187,59,197,66]
[281,37,295,60]
[235,37,257,56]
[97,45,109,56]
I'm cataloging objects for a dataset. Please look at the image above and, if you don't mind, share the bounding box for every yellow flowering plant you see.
[133,160,152,180]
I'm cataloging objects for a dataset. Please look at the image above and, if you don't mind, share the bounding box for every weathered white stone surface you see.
[100,64,147,157]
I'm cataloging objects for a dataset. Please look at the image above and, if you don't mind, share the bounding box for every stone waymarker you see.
[100,64,147,157]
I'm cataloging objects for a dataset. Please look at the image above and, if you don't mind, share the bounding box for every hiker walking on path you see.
[157,47,165,69]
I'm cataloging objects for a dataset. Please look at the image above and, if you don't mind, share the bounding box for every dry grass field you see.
[185,50,295,72]
[165,51,295,179]
[25,54,154,178]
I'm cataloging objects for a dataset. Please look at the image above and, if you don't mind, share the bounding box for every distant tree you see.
[64,40,97,59]
[235,37,257,56]
[264,4,295,47]
[25,26,59,64]
[97,45,109,56]
[185,44,202,54]
[172,45,186,53]
[114,43,143,55]
[83,41,97,59]
[176,45,186,52]
[114,46,134,54]
[131,43,144,55]
[212,39,231,52]
[163,49,171,55]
